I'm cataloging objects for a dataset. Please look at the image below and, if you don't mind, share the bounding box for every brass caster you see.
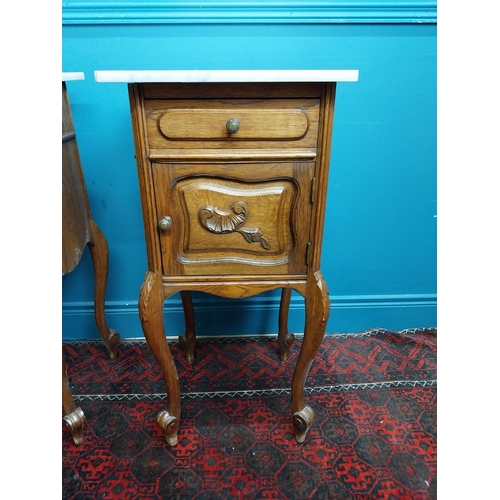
[166,434,179,447]
[157,409,179,446]
[63,407,86,446]
[293,405,315,443]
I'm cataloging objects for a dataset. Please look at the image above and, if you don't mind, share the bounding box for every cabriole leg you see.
[88,219,120,360]
[291,270,330,443]
[139,271,181,446]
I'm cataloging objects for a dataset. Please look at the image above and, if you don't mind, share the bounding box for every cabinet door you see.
[152,161,315,276]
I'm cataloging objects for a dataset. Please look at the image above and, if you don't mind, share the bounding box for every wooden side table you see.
[96,69,358,446]
[62,72,120,445]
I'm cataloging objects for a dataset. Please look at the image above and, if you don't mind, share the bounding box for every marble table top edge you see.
[94,69,359,83]
[62,72,85,82]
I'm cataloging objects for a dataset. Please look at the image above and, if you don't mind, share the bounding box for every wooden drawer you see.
[144,98,320,158]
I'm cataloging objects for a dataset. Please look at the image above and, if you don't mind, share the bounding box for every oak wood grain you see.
[152,161,314,276]
[146,98,320,152]
[129,81,336,445]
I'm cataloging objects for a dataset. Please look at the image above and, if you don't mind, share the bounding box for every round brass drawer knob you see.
[226,118,240,134]
[159,216,173,231]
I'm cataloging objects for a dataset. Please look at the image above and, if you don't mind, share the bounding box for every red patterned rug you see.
[63,328,437,499]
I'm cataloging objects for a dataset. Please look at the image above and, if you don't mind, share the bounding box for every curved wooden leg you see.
[62,355,86,446]
[178,291,197,364]
[278,288,295,362]
[88,219,120,360]
[139,271,181,446]
[291,270,330,443]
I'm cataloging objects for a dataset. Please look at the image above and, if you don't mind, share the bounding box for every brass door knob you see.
[226,118,240,134]
[159,216,173,231]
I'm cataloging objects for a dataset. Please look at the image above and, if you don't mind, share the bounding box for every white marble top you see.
[94,69,358,83]
[62,72,85,81]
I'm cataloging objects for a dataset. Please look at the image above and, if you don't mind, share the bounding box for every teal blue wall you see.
[62,1,437,339]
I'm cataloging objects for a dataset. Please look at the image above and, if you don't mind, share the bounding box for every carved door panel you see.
[152,161,315,276]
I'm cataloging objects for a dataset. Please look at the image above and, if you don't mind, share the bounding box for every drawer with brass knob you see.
[139,83,322,160]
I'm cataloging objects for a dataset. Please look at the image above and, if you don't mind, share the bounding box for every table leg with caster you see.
[291,271,330,443]
[139,270,181,446]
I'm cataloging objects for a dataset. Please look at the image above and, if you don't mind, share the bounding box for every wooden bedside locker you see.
[95,69,358,445]
[62,72,120,444]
